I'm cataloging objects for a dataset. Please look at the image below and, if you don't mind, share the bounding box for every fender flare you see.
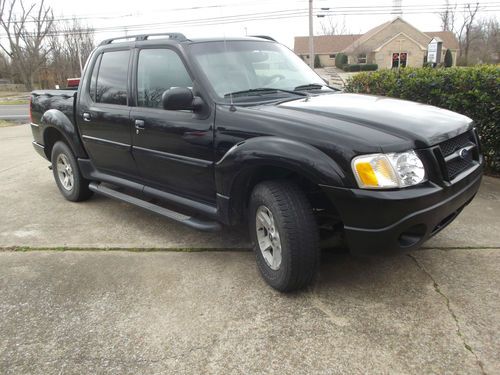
[215,136,346,197]
[41,109,88,158]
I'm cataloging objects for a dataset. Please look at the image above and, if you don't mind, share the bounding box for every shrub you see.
[343,64,361,72]
[342,64,378,72]
[361,64,378,71]
[314,54,322,68]
[444,49,453,68]
[335,53,347,69]
[344,66,500,173]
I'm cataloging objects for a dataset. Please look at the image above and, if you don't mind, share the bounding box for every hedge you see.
[343,64,378,72]
[335,53,347,69]
[344,66,500,173]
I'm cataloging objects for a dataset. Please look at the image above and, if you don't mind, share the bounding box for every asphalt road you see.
[0,104,29,120]
[0,124,499,374]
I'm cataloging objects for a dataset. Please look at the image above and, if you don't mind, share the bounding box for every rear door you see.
[78,49,138,179]
[130,47,215,203]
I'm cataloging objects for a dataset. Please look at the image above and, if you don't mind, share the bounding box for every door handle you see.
[82,112,91,122]
[135,119,145,134]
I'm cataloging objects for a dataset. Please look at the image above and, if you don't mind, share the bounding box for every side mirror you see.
[162,87,201,111]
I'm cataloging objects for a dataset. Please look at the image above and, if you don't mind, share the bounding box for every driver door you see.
[130,48,216,203]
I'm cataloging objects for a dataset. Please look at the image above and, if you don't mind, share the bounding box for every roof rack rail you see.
[99,32,188,46]
[250,35,276,42]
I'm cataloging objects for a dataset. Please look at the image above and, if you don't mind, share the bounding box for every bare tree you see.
[48,19,95,86]
[437,2,481,65]
[467,17,500,64]
[439,0,456,31]
[456,2,480,65]
[0,0,54,90]
[319,15,349,36]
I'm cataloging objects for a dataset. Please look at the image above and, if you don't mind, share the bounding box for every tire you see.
[249,181,320,292]
[51,141,93,202]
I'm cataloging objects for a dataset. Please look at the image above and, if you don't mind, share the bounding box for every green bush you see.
[345,66,500,173]
[335,53,347,69]
[444,49,453,68]
[314,54,322,68]
[342,64,378,72]
[343,64,361,72]
[361,64,378,71]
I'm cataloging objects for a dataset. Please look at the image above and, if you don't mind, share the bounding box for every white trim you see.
[391,52,409,68]
[393,17,441,43]
[373,32,427,52]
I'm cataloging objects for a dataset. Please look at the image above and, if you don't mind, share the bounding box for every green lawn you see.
[0,99,29,105]
[0,120,17,127]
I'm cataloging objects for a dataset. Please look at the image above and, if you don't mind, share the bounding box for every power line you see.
[1,3,499,38]
[8,1,500,24]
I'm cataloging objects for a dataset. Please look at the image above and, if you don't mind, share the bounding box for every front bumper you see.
[321,164,483,255]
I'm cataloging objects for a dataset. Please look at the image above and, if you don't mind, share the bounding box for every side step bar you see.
[88,182,221,232]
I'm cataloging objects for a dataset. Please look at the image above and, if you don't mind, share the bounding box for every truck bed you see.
[31,90,76,125]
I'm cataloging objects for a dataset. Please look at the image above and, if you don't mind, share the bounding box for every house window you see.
[329,54,336,59]
[392,52,408,68]
[357,53,367,64]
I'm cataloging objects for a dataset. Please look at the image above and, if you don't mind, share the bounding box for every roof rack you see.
[99,32,188,46]
[250,35,276,42]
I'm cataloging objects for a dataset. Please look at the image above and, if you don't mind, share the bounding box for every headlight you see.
[352,150,426,189]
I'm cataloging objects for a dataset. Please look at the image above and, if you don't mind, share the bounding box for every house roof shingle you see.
[294,34,361,54]
[424,31,459,50]
[342,21,392,54]
[294,21,459,55]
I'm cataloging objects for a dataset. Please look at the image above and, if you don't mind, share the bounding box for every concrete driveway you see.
[1,124,499,374]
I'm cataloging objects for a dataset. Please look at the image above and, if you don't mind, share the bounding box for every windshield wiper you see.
[294,83,340,91]
[224,88,308,98]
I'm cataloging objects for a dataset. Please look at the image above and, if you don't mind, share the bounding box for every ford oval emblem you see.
[459,148,469,159]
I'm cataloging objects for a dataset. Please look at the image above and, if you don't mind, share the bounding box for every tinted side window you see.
[137,49,192,108]
[88,54,101,102]
[96,50,130,105]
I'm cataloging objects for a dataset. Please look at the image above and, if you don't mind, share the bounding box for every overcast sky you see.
[36,0,500,47]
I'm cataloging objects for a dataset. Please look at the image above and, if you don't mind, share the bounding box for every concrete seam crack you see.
[407,254,487,375]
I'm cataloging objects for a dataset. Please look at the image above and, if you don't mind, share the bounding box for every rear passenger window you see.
[96,50,130,105]
[137,49,192,108]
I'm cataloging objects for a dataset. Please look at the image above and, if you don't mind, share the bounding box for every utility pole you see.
[77,46,83,75]
[308,0,314,68]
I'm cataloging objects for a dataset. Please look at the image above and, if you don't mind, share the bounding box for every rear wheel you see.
[51,141,93,202]
[249,181,320,292]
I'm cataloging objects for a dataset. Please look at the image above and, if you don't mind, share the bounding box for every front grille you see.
[439,131,474,157]
[437,130,478,181]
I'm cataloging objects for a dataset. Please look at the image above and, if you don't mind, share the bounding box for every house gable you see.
[373,32,427,52]
[343,17,432,54]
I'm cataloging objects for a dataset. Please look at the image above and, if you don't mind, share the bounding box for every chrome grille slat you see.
[438,130,478,181]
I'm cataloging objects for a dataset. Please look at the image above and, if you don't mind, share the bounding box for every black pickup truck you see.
[30,33,483,291]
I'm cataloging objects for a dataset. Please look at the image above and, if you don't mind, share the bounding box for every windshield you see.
[189,40,331,100]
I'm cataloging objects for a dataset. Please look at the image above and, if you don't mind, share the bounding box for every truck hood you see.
[259,93,472,151]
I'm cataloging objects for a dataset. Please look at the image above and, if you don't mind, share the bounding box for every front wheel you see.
[51,141,93,202]
[249,181,320,292]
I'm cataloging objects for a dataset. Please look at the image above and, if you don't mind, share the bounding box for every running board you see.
[88,182,221,232]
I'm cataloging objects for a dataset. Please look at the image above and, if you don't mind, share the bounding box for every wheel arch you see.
[41,109,88,160]
[215,137,345,224]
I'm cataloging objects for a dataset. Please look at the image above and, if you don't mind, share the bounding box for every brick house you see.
[294,17,459,68]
